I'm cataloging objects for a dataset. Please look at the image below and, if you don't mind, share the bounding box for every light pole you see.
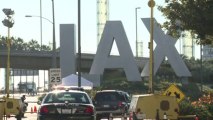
[135,7,140,57]
[26,0,56,68]
[26,1,44,51]
[2,8,15,97]
[25,15,53,24]
[78,0,82,87]
[40,0,43,50]
[148,0,155,93]
[25,13,56,68]
[51,0,57,68]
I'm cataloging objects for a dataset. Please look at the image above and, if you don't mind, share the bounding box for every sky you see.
[0,0,171,56]
[0,0,200,88]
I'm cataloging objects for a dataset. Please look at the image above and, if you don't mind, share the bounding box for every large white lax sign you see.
[89,21,142,81]
[60,19,191,84]
[141,18,191,77]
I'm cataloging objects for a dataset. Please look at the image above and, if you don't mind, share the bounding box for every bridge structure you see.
[0,50,148,72]
[0,50,148,92]
[0,50,94,72]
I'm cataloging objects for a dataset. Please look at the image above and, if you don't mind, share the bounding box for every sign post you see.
[49,68,61,88]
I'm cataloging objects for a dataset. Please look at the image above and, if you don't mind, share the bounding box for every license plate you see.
[103,105,110,108]
[62,109,71,114]
[72,108,77,113]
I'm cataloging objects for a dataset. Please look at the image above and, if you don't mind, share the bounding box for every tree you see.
[0,35,51,51]
[158,0,213,45]
[11,37,25,50]
[0,36,7,50]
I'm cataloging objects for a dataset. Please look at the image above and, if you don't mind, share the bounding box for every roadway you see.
[1,93,129,120]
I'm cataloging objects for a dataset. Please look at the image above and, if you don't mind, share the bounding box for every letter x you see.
[141,18,191,77]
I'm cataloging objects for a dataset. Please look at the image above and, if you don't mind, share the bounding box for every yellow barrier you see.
[0,98,5,120]
[0,96,23,120]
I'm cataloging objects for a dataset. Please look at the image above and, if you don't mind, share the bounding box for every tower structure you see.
[203,45,213,61]
[182,31,195,59]
[137,41,143,57]
[97,0,109,45]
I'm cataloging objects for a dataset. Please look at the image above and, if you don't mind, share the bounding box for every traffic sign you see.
[49,68,61,86]
[163,84,185,103]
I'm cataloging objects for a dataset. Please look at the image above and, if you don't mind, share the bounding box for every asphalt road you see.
[2,93,128,120]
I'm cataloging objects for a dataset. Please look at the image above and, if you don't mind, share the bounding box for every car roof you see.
[97,90,126,93]
[48,89,87,94]
[52,86,85,91]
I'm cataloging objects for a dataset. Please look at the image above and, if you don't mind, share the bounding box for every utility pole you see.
[78,0,82,87]
[2,8,15,97]
[51,0,57,68]
[148,0,155,93]
[40,0,43,50]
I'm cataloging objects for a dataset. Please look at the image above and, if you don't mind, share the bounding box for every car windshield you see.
[43,92,90,104]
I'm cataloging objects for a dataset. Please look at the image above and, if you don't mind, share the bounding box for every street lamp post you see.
[25,15,53,24]
[51,0,57,68]
[25,13,56,68]
[40,0,43,50]
[25,0,56,69]
[2,8,15,98]
[78,0,82,87]
[135,7,140,57]
[148,0,155,93]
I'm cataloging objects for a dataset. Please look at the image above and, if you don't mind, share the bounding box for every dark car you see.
[37,89,96,120]
[92,90,131,120]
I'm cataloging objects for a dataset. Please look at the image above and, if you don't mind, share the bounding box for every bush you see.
[179,92,213,120]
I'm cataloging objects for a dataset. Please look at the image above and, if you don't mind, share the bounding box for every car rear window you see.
[43,92,90,104]
[95,92,123,101]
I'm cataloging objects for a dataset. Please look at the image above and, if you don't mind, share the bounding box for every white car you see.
[37,89,96,120]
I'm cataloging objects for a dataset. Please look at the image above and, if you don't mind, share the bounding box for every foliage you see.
[179,93,213,120]
[180,101,211,120]
[156,57,213,85]
[100,69,148,94]
[158,0,213,45]
[0,36,51,51]
[189,92,213,119]
[181,83,202,101]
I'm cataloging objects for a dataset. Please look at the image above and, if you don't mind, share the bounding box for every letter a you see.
[90,21,141,81]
